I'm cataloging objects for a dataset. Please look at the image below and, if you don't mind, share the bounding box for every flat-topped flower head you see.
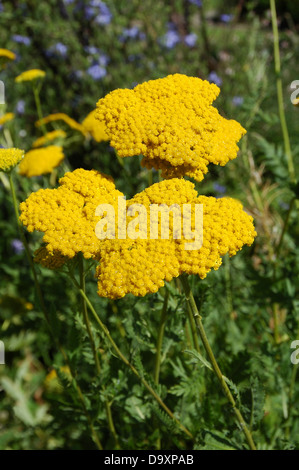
[18,146,64,177]
[19,168,123,261]
[15,69,46,83]
[96,74,246,182]
[32,130,67,148]
[82,109,108,142]
[96,179,256,299]
[0,48,16,61]
[0,148,24,172]
[36,113,88,136]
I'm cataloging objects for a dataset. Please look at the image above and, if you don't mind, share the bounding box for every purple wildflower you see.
[232,96,244,107]
[220,14,234,23]
[11,35,31,46]
[16,100,25,114]
[184,33,197,47]
[11,239,24,254]
[213,183,227,195]
[87,64,107,80]
[208,71,222,87]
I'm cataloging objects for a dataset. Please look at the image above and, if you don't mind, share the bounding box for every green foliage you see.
[0,0,299,451]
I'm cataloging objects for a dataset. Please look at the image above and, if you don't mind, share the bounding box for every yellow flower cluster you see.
[81,109,108,142]
[32,130,67,148]
[0,48,16,61]
[36,113,87,136]
[15,69,46,83]
[0,113,15,126]
[19,168,123,260]
[0,148,24,172]
[96,74,246,182]
[18,146,64,177]
[96,179,256,299]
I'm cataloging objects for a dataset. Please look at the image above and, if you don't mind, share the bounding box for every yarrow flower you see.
[36,113,88,136]
[81,109,108,142]
[15,69,46,83]
[18,146,64,177]
[19,169,123,260]
[32,130,67,148]
[0,48,16,61]
[95,179,256,299]
[0,113,15,126]
[0,148,24,172]
[96,74,246,182]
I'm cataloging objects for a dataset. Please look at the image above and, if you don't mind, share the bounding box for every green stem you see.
[68,274,193,441]
[180,275,257,450]
[8,173,103,450]
[33,85,47,136]
[154,289,169,385]
[270,0,296,185]
[78,256,120,449]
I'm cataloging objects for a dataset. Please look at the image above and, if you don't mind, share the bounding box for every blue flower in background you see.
[46,42,68,58]
[213,183,227,195]
[119,26,146,43]
[84,1,112,24]
[11,35,31,46]
[208,71,222,87]
[84,46,100,55]
[16,100,25,115]
[220,14,234,23]
[87,64,107,80]
[0,2,3,12]
[184,33,197,47]
[188,0,202,6]
[54,42,68,57]
[11,239,24,254]
[160,23,180,49]
[232,96,244,106]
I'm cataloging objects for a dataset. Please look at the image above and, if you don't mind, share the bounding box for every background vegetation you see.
[0,0,298,450]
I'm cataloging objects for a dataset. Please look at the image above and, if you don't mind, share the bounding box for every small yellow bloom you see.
[292,98,299,107]
[0,48,16,61]
[24,302,34,310]
[15,69,46,83]
[36,113,87,136]
[0,113,15,126]
[18,146,64,177]
[81,109,108,142]
[32,129,67,148]
[96,74,246,182]
[0,148,24,172]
